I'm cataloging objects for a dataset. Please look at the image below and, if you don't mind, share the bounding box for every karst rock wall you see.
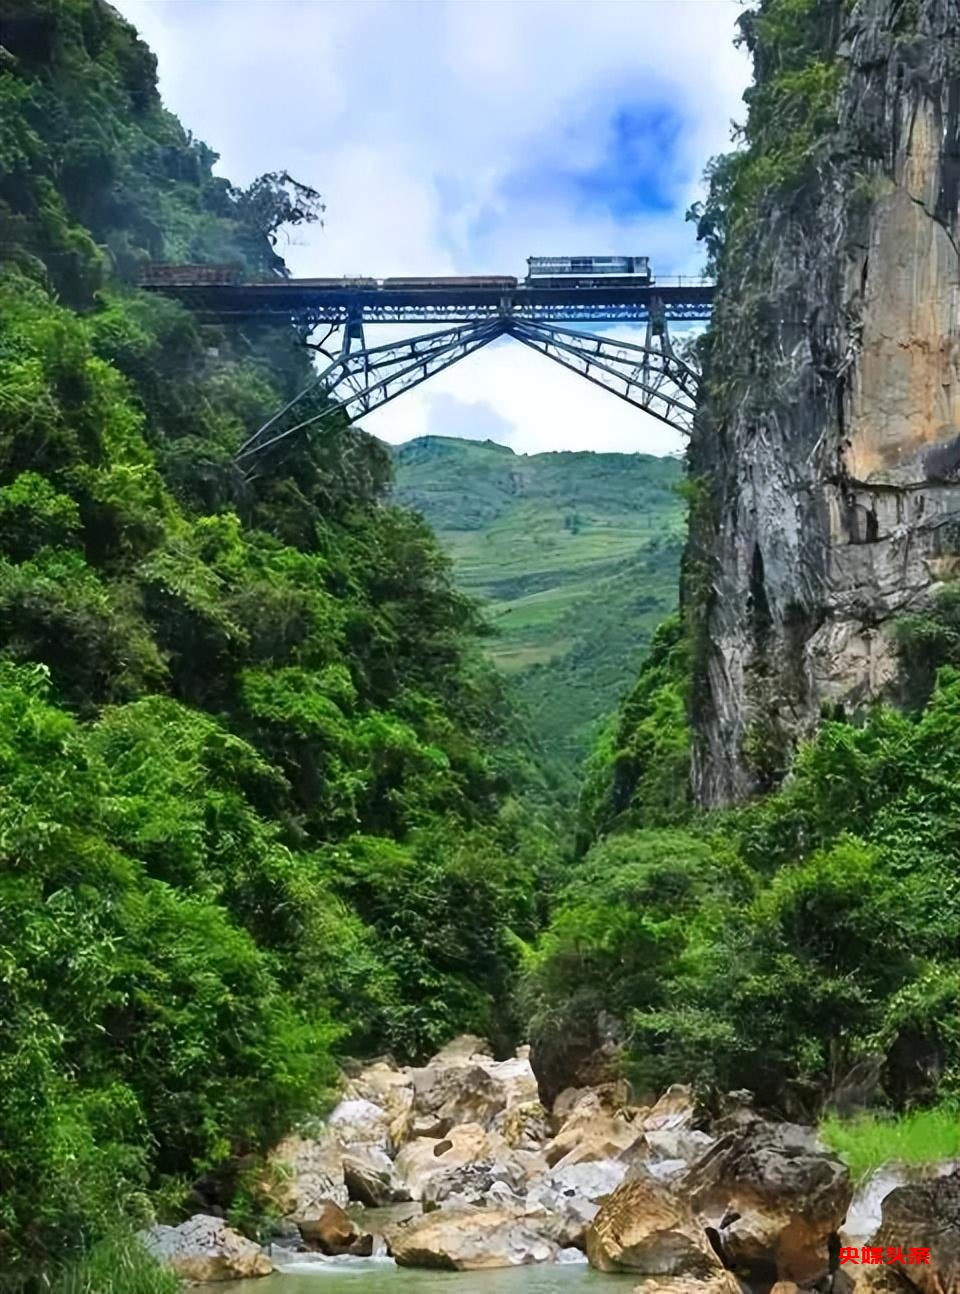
[690,0,960,806]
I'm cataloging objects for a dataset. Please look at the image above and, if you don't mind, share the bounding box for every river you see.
[205,1256,639,1294]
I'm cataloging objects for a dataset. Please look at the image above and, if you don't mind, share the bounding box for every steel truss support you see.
[281,298,713,327]
[235,310,700,469]
[504,312,699,435]
[236,318,505,468]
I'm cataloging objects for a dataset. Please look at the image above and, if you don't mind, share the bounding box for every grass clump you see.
[47,1233,179,1294]
[820,1106,960,1181]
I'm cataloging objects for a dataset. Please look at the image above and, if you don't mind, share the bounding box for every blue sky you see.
[115,0,749,455]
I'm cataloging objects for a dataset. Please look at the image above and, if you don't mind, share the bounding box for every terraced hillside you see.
[391,436,684,776]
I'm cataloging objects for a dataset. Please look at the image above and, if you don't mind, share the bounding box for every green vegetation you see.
[577,614,691,847]
[532,642,960,1114]
[0,2,558,1285]
[392,436,684,780]
[820,1106,960,1182]
[525,0,960,1125]
[49,1235,179,1294]
[688,0,843,276]
[5,0,958,1285]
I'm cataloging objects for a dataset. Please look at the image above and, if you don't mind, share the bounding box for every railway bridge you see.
[141,265,715,469]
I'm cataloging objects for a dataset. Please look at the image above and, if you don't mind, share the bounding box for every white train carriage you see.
[525,256,652,288]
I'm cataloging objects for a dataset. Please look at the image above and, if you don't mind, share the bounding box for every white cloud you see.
[421,391,517,445]
[116,0,749,455]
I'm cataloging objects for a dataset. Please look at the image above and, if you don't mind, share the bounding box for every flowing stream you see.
[207,1259,638,1294]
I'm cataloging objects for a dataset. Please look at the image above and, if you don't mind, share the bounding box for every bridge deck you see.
[142,279,715,324]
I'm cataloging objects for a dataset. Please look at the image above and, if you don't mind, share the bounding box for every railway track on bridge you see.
[141,260,716,457]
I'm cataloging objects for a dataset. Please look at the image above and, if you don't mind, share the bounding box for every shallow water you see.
[211,1255,638,1294]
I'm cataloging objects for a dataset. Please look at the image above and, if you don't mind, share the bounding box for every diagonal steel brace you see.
[236,318,507,466]
[505,317,699,435]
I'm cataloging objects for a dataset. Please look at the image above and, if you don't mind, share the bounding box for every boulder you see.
[533,1157,629,1206]
[421,1159,527,1211]
[646,1126,715,1165]
[326,1097,391,1151]
[864,1168,960,1294]
[388,1205,557,1270]
[408,1041,539,1137]
[714,1090,757,1132]
[647,1158,689,1182]
[683,1118,852,1286]
[556,1246,588,1264]
[525,1159,627,1249]
[268,1132,348,1215]
[586,1176,724,1279]
[397,1124,542,1211]
[484,1048,541,1109]
[553,1087,590,1124]
[522,1192,598,1250]
[343,1060,415,1149]
[493,1100,551,1150]
[545,1099,641,1169]
[553,1082,635,1125]
[509,1147,550,1182]
[429,1034,494,1063]
[626,1278,746,1294]
[642,1084,699,1133]
[297,1199,369,1255]
[393,1123,500,1200]
[139,1214,272,1282]
[342,1144,411,1207]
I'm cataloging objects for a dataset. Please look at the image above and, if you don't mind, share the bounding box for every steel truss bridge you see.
[142,275,715,468]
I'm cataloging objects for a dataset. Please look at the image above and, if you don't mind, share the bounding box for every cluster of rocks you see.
[139,1035,960,1290]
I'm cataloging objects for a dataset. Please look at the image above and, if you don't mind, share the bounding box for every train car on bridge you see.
[525,256,652,288]
[265,276,378,288]
[382,276,518,290]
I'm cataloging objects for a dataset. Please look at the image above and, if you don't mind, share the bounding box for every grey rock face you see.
[387,1206,558,1270]
[690,0,960,805]
[139,1214,273,1281]
[682,1118,851,1286]
[869,1168,960,1289]
[342,1144,411,1206]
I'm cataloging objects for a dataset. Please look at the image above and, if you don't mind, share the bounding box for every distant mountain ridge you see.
[390,435,685,776]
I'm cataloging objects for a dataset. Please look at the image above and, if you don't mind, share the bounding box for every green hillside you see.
[391,436,684,774]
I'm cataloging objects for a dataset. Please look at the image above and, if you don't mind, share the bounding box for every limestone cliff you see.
[689,0,960,806]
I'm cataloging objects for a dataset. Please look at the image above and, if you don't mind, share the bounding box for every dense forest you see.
[4,0,960,1287]
[0,1,557,1284]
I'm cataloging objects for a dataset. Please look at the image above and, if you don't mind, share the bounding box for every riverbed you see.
[207,1256,638,1294]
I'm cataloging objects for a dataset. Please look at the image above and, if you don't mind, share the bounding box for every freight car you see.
[525,256,652,288]
[382,276,518,289]
[278,277,378,288]
[138,264,240,286]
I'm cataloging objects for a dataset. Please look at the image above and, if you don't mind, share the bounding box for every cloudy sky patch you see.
[117,0,750,455]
